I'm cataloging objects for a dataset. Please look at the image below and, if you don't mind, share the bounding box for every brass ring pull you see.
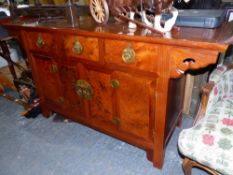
[36,34,45,48]
[73,39,83,54]
[122,44,135,64]
[75,80,93,100]
[50,64,58,73]
[111,79,120,89]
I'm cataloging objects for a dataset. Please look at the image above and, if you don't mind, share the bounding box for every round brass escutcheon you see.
[73,39,83,54]
[75,80,93,100]
[111,79,120,89]
[36,34,45,48]
[122,45,136,64]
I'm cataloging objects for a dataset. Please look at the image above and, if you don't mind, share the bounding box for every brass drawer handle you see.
[111,79,120,89]
[75,80,93,100]
[50,64,58,73]
[73,39,83,54]
[36,34,45,48]
[122,44,135,64]
[112,117,121,126]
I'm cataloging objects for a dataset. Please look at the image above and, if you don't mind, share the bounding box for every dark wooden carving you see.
[89,0,182,34]
[108,0,173,15]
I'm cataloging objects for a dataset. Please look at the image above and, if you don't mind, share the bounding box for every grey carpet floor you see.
[0,97,208,175]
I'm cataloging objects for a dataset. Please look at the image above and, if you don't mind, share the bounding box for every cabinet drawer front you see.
[64,35,99,61]
[26,32,54,53]
[104,39,159,72]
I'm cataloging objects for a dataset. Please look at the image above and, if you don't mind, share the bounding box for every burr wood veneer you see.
[1,17,232,169]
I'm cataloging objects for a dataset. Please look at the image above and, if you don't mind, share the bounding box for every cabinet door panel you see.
[81,66,113,124]
[59,65,84,117]
[114,72,154,140]
[88,71,113,123]
[33,56,63,104]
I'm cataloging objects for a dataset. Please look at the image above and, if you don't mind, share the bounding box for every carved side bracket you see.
[169,48,220,78]
[171,57,196,78]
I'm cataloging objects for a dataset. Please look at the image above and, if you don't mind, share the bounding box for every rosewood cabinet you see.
[1,17,232,169]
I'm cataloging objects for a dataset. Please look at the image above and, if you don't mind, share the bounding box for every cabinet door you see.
[58,64,85,117]
[113,71,155,140]
[33,56,63,105]
[76,64,154,140]
[78,64,114,125]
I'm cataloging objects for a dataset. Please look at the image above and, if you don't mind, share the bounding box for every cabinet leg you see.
[153,158,163,169]
[146,149,153,162]
[41,103,52,118]
[153,153,164,169]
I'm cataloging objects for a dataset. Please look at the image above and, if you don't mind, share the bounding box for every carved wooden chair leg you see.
[183,158,193,175]
[182,157,221,175]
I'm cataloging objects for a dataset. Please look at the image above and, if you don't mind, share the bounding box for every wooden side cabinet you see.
[2,18,230,169]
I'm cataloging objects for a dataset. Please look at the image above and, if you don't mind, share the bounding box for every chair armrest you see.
[193,82,215,125]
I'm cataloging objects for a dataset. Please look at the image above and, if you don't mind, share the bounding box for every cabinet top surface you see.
[2,16,233,51]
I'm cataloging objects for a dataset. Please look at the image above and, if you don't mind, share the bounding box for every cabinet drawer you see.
[26,32,54,53]
[104,39,159,72]
[64,35,99,61]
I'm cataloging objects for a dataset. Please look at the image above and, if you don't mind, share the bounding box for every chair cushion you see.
[178,98,233,175]
[207,69,233,109]
[208,65,227,83]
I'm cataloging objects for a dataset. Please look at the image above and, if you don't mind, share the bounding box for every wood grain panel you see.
[33,56,63,106]
[165,77,185,144]
[104,39,160,72]
[64,35,99,61]
[169,47,219,78]
[113,71,153,140]
[58,64,85,117]
[83,67,113,124]
[26,32,55,53]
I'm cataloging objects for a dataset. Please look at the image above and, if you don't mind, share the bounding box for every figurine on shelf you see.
[89,0,191,35]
